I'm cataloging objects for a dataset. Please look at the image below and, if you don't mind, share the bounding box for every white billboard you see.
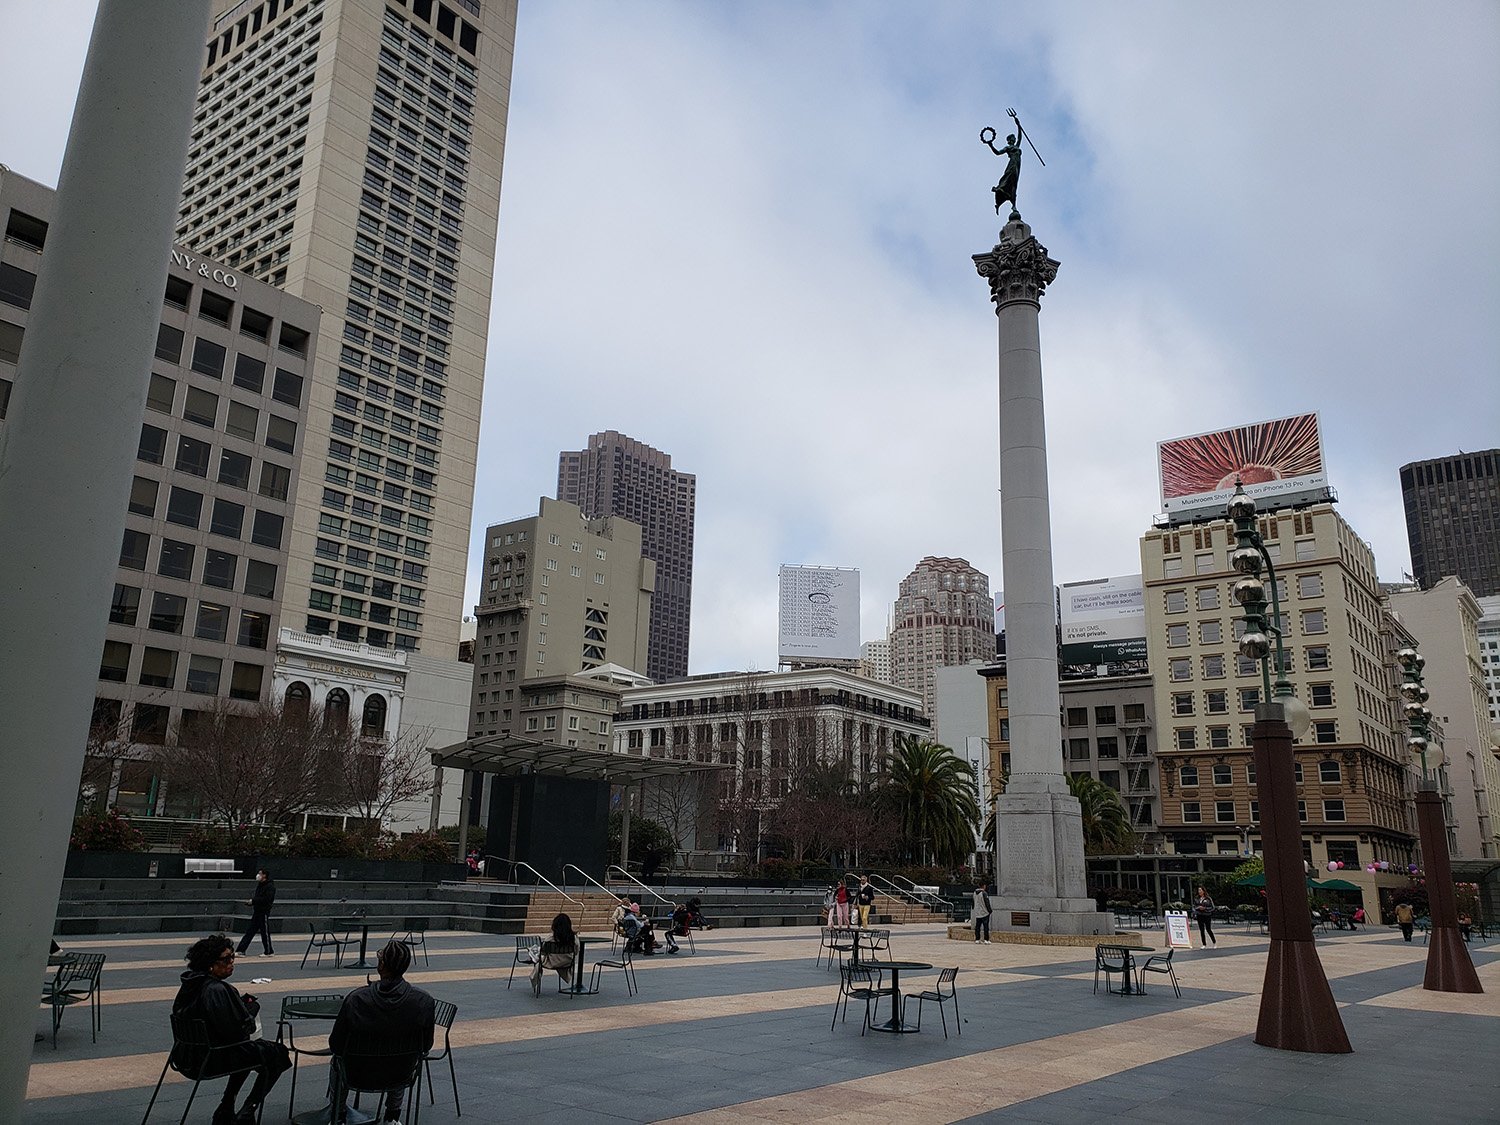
[1158,412,1331,522]
[778,565,861,662]
[1059,574,1147,666]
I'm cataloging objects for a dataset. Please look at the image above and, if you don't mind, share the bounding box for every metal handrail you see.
[606,865,672,906]
[870,873,951,917]
[484,856,581,907]
[561,863,632,904]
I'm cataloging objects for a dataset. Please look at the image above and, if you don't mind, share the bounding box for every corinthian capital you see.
[973,219,1059,312]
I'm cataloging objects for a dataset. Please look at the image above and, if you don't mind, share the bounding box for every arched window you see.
[285,681,311,719]
[361,693,387,739]
[325,688,351,731]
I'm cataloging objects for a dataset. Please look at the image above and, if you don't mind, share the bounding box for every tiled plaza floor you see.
[23,922,1500,1123]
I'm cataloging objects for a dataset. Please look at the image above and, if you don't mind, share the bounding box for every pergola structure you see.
[431,734,724,868]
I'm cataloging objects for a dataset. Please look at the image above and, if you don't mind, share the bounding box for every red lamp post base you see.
[1256,937,1353,1053]
[1425,926,1483,993]
[1415,789,1483,994]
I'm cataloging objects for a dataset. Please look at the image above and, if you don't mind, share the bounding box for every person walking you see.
[834,879,850,927]
[855,876,875,928]
[972,883,992,944]
[236,868,275,956]
[1194,886,1218,947]
[1395,901,1415,942]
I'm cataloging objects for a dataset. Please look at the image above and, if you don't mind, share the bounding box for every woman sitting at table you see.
[531,913,577,996]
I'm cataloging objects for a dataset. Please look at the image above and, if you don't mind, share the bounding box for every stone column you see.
[0,1,210,1111]
[974,217,1111,936]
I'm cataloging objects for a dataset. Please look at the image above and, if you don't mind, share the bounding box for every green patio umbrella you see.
[1315,878,1361,891]
[1235,873,1267,886]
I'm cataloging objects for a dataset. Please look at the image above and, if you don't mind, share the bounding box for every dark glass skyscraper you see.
[558,431,695,682]
[1400,449,1500,597]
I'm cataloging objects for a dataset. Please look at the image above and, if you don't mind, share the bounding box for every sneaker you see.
[667,946,679,954]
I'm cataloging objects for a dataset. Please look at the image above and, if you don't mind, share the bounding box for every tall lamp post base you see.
[1257,939,1351,1053]
[1415,788,1483,994]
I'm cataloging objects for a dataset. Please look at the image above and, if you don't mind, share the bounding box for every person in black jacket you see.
[329,940,436,1122]
[236,868,276,956]
[171,933,291,1125]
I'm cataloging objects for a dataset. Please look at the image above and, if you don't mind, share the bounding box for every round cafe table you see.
[867,960,933,1033]
[283,998,375,1125]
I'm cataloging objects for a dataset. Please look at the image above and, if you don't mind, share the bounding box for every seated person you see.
[686,896,713,930]
[618,900,659,954]
[329,940,436,1123]
[531,913,578,995]
[661,907,681,955]
[1458,913,1473,941]
[171,933,291,1125]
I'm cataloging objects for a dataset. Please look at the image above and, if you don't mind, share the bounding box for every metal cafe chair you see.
[423,999,461,1116]
[905,966,961,1038]
[141,1014,266,1125]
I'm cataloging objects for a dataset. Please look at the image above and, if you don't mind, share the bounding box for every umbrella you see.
[1235,873,1267,886]
[1315,878,1361,891]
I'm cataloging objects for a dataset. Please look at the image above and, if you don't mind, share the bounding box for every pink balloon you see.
[1327,861,1338,871]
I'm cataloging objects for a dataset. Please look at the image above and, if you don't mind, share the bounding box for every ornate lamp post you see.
[1227,483,1351,1052]
[1397,646,1483,993]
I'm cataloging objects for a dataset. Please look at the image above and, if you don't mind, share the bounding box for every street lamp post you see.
[1397,647,1483,993]
[1227,483,1351,1052]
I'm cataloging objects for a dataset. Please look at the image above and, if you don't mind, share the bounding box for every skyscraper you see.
[176,0,517,658]
[888,556,996,718]
[558,431,696,682]
[1400,450,1500,597]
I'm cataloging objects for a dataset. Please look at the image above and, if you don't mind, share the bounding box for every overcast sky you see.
[4,2,1497,676]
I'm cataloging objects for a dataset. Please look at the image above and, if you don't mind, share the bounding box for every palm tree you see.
[875,735,979,868]
[1066,773,1134,855]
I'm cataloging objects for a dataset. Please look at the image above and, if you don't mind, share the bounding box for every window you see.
[175,435,211,477]
[148,591,187,634]
[1236,653,1259,676]
[1172,692,1194,716]
[1066,707,1088,727]
[1199,620,1222,644]
[5,209,47,252]
[225,400,259,440]
[244,559,277,599]
[1309,683,1334,707]
[217,449,251,489]
[0,261,37,308]
[1294,761,1304,783]
[1196,586,1220,610]
[1297,573,1323,598]
[1175,727,1197,749]
[1166,623,1189,647]
[237,610,270,650]
[1195,552,1215,574]
[191,337,226,378]
[1239,687,1260,711]
[1202,653,1225,679]
[198,291,233,327]
[1312,720,1337,744]
[1094,706,1116,725]
[131,703,170,744]
[1294,538,1316,561]
[138,646,177,688]
[1216,800,1236,823]
[1169,657,1191,682]
[206,498,243,538]
[233,354,265,392]
[1319,760,1341,783]
[195,602,229,642]
[1181,801,1202,823]
[128,476,159,516]
[265,414,297,453]
[1165,590,1187,613]
[1205,689,1228,713]
[229,662,264,701]
[1209,727,1231,749]
[1322,800,1346,823]
[1096,736,1119,759]
[186,655,222,694]
[1301,609,1326,634]
[109,583,140,625]
[251,510,284,549]
[183,386,219,427]
[1124,703,1146,723]
[99,640,131,682]
[157,538,194,579]
[202,549,237,590]
[1298,800,1307,822]
[1067,738,1091,760]
[147,373,176,413]
[272,369,304,406]
[1245,760,1257,785]
[1306,646,1330,671]
[259,462,291,500]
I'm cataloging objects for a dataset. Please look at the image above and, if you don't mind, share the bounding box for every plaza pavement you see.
[23,921,1500,1123]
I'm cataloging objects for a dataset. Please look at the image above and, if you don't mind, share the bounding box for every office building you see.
[860,638,891,684]
[468,496,655,739]
[177,0,518,660]
[558,431,696,682]
[1141,504,1416,872]
[1059,673,1161,845]
[889,556,996,718]
[1478,595,1500,725]
[1400,450,1500,597]
[1387,577,1500,858]
[2,167,319,816]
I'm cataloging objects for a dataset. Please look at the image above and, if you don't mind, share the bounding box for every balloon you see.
[1409,864,1419,874]
[1328,861,1338,871]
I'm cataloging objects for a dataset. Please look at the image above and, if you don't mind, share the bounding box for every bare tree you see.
[322,720,436,830]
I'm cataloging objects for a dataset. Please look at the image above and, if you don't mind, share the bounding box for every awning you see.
[430,733,725,783]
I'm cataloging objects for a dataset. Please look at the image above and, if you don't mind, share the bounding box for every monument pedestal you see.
[991,788,1113,935]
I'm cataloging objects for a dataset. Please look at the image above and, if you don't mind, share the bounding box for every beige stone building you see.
[1141,504,1416,871]
[1388,577,1500,859]
[178,0,518,659]
[890,556,996,718]
[468,497,655,740]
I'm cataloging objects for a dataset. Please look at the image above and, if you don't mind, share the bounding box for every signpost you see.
[1165,910,1193,949]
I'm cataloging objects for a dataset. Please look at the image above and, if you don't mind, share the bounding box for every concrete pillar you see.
[974,217,1111,936]
[0,1,210,1109]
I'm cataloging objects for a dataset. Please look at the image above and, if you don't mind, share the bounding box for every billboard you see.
[1059,574,1147,666]
[778,565,861,662]
[1158,412,1330,522]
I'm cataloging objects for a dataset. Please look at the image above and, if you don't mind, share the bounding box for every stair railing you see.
[605,865,672,906]
[484,856,581,907]
[561,863,630,905]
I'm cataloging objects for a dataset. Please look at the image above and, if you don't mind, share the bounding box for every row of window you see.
[1172,683,1336,716]
[139,423,292,502]
[1165,610,1327,648]
[1161,534,1321,578]
[99,639,263,700]
[109,585,269,648]
[1062,704,1148,727]
[119,528,278,600]
[1168,645,1330,681]
[1173,718,1338,749]
[301,614,418,651]
[1177,759,1343,787]
[1162,573,1323,614]
[1180,798,1346,824]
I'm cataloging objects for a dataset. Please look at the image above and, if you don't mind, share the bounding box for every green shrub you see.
[179,823,283,855]
[285,826,366,858]
[70,807,147,852]
[385,829,455,863]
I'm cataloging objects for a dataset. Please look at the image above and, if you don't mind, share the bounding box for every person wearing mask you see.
[171,933,291,1125]
[236,868,276,956]
[329,940,436,1122]
[972,882,993,944]
[1193,887,1218,947]
[855,876,876,928]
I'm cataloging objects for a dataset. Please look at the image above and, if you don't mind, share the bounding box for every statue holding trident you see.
[981,108,1045,217]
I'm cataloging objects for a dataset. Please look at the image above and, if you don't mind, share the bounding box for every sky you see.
[3,2,1497,676]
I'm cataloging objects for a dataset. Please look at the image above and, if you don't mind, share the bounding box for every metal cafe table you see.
[563,934,608,996]
[333,915,381,970]
[867,960,933,1033]
[1095,944,1151,995]
[281,997,376,1125]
